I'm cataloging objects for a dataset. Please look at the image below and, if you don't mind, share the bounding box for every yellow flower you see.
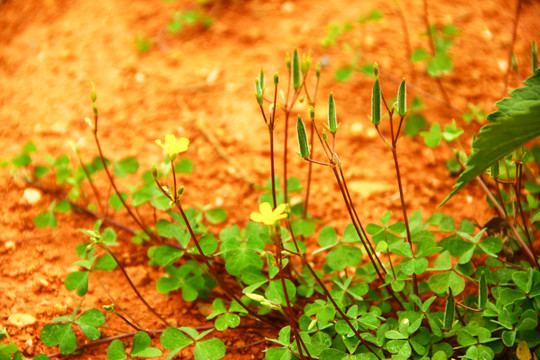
[250,202,288,226]
[155,134,189,160]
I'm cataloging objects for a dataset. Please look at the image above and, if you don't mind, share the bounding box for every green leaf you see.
[215,313,240,331]
[131,331,162,357]
[109,192,128,210]
[205,208,227,224]
[442,72,540,206]
[420,123,442,148]
[65,271,89,296]
[385,330,408,340]
[404,113,428,138]
[427,54,453,77]
[107,339,127,360]
[411,48,430,62]
[444,294,455,329]
[12,153,31,167]
[478,273,488,310]
[154,246,184,267]
[479,236,502,256]
[318,226,338,248]
[113,157,139,177]
[502,331,516,347]
[432,251,452,270]
[326,244,362,271]
[160,327,194,358]
[174,158,193,174]
[40,323,77,355]
[334,66,354,82]
[400,257,428,275]
[265,279,296,306]
[34,212,57,229]
[77,309,105,327]
[194,338,226,360]
[94,254,117,271]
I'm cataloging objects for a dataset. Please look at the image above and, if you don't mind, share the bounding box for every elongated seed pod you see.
[296,115,310,159]
[328,93,337,134]
[255,79,263,106]
[371,79,381,126]
[293,49,301,90]
[397,79,407,117]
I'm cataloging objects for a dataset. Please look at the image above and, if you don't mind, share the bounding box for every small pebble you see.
[8,313,36,328]
[5,240,15,250]
[23,188,41,205]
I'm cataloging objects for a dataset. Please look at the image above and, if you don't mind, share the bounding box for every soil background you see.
[1,0,539,358]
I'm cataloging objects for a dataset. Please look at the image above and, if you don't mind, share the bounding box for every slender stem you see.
[502,0,522,97]
[421,0,452,106]
[395,0,415,80]
[91,272,143,330]
[176,201,279,328]
[285,222,383,360]
[283,111,290,204]
[514,163,533,248]
[92,129,158,244]
[270,129,277,209]
[303,120,315,218]
[74,148,104,213]
[100,243,171,327]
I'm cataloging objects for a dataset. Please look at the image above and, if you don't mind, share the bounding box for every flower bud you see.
[310,106,315,120]
[90,82,97,103]
[273,72,279,86]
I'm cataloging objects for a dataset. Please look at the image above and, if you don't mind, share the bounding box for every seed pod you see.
[397,79,407,117]
[286,53,291,71]
[511,51,518,72]
[293,49,301,90]
[274,72,279,86]
[371,79,381,126]
[296,115,310,159]
[316,63,321,79]
[328,93,337,134]
[259,69,265,90]
[90,82,97,103]
[255,78,263,106]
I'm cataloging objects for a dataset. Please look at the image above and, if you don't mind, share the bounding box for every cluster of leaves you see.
[3,54,540,360]
[319,8,384,82]
[411,24,459,78]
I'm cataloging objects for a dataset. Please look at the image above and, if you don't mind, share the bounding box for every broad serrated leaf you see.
[442,72,540,205]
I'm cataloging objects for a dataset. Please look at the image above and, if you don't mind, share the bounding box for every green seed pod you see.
[316,63,321,79]
[296,115,310,159]
[397,79,407,117]
[274,72,279,86]
[511,51,518,72]
[293,49,301,90]
[310,106,315,120]
[371,79,381,126]
[373,62,379,78]
[259,69,265,90]
[90,82,97,103]
[255,78,263,106]
[532,41,538,73]
[328,93,337,134]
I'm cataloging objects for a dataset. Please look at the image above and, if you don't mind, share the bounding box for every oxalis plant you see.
[3,50,540,360]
